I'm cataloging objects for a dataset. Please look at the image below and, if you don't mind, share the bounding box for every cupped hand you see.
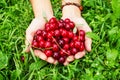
[25,17,56,64]
[62,16,92,65]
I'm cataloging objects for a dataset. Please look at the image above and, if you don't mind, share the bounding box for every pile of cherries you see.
[32,17,85,64]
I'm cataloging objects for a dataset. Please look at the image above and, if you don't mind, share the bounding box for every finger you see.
[63,60,69,66]
[34,50,47,60]
[53,60,58,65]
[66,55,74,62]
[46,57,55,64]
[85,37,92,52]
[75,50,85,59]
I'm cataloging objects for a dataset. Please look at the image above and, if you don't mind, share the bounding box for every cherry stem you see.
[52,37,68,54]
[32,46,52,51]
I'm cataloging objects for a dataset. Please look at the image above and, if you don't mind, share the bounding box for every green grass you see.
[0,0,120,80]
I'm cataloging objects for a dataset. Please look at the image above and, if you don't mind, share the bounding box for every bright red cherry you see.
[79,42,85,51]
[32,40,38,48]
[61,29,68,37]
[63,44,69,50]
[44,50,53,57]
[63,37,69,43]
[42,30,47,38]
[74,41,81,49]
[47,32,53,39]
[52,44,59,52]
[36,29,42,35]
[79,30,85,37]
[70,42,75,48]
[69,21,75,29]
[39,40,45,48]
[68,31,74,38]
[45,41,52,48]
[65,24,71,31]
[36,36,43,42]
[60,49,66,56]
[73,36,78,41]
[49,17,57,23]
[67,50,71,56]
[45,23,50,31]
[64,18,70,23]
[80,36,85,42]
[54,30,60,37]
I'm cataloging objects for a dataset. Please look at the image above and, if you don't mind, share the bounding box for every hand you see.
[62,16,92,65]
[25,17,56,64]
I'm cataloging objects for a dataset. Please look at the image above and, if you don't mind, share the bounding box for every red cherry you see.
[58,21,64,29]
[69,21,75,29]
[61,29,68,37]
[58,57,65,64]
[80,36,85,42]
[36,36,43,42]
[74,41,81,49]
[71,48,78,55]
[32,40,38,47]
[49,23,56,30]
[39,40,45,48]
[47,32,53,39]
[70,42,75,48]
[44,50,53,57]
[64,18,70,23]
[79,30,85,37]
[53,52,60,60]
[36,29,42,35]
[42,30,47,38]
[49,17,57,23]
[68,31,74,38]
[79,42,85,51]
[45,41,52,48]
[73,36,78,41]
[63,37,69,43]
[65,24,71,31]
[45,23,50,31]
[52,44,59,52]
[63,44,69,50]
[54,30,60,37]
[60,49,66,56]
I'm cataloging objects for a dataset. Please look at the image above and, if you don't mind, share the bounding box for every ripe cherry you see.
[79,42,85,51]
[44,50,53,57]
[58,57,66,64]
[53,52,60,60]
[74,41,81,49]
[52,44,59,52]
[63,44,69,50]
[71,48,78,55]
[64,18,70,23]
[45,41,52,48]
[32,40,38,47]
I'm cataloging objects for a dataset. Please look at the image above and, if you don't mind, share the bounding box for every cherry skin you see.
[52,44,59,52]
[64,18,70,23]
[80,42,85,51]
[32,40,38,48]
[36,29,42,36]
[58,57,66,64]
[70,42,75,48]
[49,17,57,23]
[74,41,81,49]
[68,31,74,39]
[39,40,45,48]
[63,44,69,50]
[54,29,60,37]
[44,50,53,57]
[53,52,60,60]
[71,48,78,55]
[63,37,69,44]
[61,29,68,37]
[44,41,52,48]
[69,21,75,29]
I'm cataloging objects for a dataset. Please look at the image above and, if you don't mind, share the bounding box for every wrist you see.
[62,5,82,18]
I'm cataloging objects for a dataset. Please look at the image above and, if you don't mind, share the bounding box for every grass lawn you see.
[0,0,120,80]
